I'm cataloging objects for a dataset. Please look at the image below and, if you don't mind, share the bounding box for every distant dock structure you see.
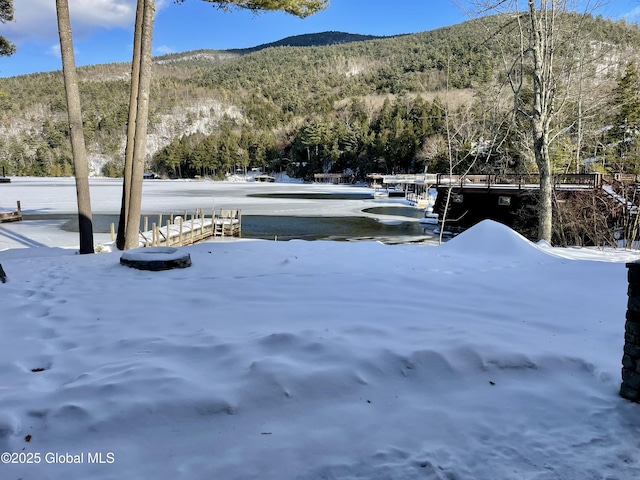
[367,173,436,208]
[254,174,276,183]
[430,173,612,231]
[364,172,633,233]
[314,173,353,185]
[0,167,10,183]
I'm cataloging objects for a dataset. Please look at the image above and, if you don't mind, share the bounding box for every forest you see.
[1,14,640,182]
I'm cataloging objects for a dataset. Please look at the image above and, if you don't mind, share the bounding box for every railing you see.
[109,208,242,248]
[0,201,22,223]
[434,173,603,189]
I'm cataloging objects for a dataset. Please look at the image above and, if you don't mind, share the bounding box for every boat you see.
[373,187,389,198]
[418,212,439,226]
[418,204,438,226]
[373,186,405,198]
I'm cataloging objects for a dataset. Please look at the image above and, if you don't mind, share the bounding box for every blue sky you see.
[1,0,639,78]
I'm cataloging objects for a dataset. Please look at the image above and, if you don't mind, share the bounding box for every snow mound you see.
[0,238,638,479]
[442,219,551,259]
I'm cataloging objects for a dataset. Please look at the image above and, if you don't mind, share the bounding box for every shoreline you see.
[0,177,433,251]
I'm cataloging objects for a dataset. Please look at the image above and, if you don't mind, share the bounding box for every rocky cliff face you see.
[1,95,242,176]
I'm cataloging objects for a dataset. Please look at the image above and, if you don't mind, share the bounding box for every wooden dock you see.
[431,173,608,233]
[111,209,242,248]
[0,201,22,223]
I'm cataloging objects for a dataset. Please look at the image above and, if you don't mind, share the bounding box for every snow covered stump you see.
[621,260,640,401]
[120,246,192,271]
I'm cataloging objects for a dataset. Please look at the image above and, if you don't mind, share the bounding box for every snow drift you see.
[0,220,639,479]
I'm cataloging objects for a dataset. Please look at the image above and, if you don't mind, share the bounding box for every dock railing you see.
[434,173,603,190]
[110,208,242,248]
[0,201,22,223]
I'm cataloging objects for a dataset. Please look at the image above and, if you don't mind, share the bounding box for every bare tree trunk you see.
[573,71,584,175]
[55,0,94,254]
[528,0,555,242]
[116,0,144,250]
[124,0,155,250]
[535,130,554,241]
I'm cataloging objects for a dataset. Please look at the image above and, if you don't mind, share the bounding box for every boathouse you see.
[431,173,606,234]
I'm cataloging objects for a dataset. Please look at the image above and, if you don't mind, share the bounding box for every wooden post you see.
[166,220,171,246]
[190,213,195,244]
[179,217,183,246]
[152,223,157,246]
[144,216,148,233]
[110,223,115,242]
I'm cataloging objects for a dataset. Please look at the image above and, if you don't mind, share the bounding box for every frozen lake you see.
[0,177,437,250]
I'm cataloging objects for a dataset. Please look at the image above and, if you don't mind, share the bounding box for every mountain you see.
[153,31,384,67]
[227,31,387,54]
[1,14,639,179]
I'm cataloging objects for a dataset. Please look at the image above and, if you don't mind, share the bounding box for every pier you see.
[111,209,241,248]
[0,201,22,223]
[0,167,10,183]
[430,173,633,234]
[367,173,437,208]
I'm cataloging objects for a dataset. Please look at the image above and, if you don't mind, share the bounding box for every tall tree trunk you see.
[55,0,94,254]
[116,0,144,250]
[124,0,155,250]
[533,124,553,241]
[529,0,554,242]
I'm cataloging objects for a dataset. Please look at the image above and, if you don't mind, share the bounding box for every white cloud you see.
[622,7,640,23]
[3,0,169,43]
[46,43,61,59]
[45,42,81,60]
[155,44,177,55]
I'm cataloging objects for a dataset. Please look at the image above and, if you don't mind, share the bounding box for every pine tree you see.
[612,61,640,142]
[610,61,640,172]
[0,0,15,57]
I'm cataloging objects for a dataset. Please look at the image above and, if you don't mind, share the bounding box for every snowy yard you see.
[1,220,640,479]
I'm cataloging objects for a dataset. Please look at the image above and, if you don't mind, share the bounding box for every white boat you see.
[418,212,439,226]
[373,187,389,198]
[418,203,438,226]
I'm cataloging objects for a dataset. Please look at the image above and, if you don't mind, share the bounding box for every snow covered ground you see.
[1,217,640,479]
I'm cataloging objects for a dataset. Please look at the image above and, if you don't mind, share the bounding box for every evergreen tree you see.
[611,61,640,142]
[0,0,15,57]
[610,61,640,172]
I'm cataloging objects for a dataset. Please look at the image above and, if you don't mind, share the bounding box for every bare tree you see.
[123,0,154,250]
[467,0,604,242]
[116,0,145,250]
[55,0,94,254]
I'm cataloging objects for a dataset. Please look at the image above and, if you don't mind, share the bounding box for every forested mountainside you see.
[227,31,384,54]
[1,14,640,179]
